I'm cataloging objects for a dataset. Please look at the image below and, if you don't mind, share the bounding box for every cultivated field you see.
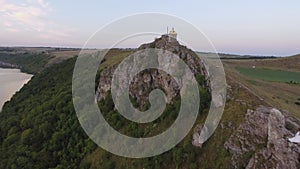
[223,55,300,119]
[236,67,300,83]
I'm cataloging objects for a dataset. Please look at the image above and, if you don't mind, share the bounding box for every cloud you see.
[0,4,46,31]
[36,0,50,9]
[0,0,74,42]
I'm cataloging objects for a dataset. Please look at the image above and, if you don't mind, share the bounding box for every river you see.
[0,68,33,111]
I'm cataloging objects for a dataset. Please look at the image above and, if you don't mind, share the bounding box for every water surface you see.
[0,68,32,111]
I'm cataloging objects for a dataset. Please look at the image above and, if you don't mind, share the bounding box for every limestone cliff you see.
[224,106,300,169]
[95,35,209,107]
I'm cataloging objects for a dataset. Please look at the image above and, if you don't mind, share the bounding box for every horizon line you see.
[0,45,299,57]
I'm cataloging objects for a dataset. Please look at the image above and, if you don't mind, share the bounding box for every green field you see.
[236,67,300,83]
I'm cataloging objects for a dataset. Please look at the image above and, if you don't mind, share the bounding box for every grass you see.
[0,52,54,74]
[83,60,267,169]
[236,67,300,83]
[99,49,134,71]
[85,50,295,168]
[223,57,300,119]
[194,76,265,169]
[47,50,80,65]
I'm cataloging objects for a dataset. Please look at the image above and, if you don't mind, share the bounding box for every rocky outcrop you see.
[224,106,300,169]
[138,35,205,77]
[95,35,209,107]
[192,124,204,147]
[95,64,118,101]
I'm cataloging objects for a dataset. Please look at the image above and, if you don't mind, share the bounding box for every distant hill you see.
[196,52,277,59]
[223,53,300,72]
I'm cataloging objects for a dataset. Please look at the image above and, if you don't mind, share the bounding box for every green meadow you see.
[236,67,300,83]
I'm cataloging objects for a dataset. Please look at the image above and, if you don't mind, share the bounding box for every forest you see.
[0,52,210,169]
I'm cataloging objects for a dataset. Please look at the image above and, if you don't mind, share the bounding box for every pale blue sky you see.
[0,0,299,56]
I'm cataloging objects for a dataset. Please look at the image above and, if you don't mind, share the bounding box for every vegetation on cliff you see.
[0,52,54,74]
[0,58,96,169]
[0,47,211,169]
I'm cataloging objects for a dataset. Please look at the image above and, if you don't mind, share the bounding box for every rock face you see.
[95,35,209,106]
[224,106,300,169]
[192,124,204,147]
[138,35,206,77]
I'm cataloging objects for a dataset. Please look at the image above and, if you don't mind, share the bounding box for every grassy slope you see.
[0,48,83,74]
[195,76,265,169]
[83,51,271,169]
[47,50,81,65]
[223,54,300,72]
[0,52,54,74]
[223,55,300,119]
[83,65,266,169]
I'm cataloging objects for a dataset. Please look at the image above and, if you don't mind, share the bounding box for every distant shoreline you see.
[0,46,298,57]
[0,61,20,69]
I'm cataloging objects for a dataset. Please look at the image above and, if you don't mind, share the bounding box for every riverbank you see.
[0,68,32,111]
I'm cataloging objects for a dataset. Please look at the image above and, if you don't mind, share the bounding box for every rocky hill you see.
[0,41,299,168]
[96,34,209,107]
[86,35,300,168]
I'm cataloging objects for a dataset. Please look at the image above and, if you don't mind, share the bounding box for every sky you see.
[0,0,299,56]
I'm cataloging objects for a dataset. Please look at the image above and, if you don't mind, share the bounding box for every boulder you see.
[224,106,300,169]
